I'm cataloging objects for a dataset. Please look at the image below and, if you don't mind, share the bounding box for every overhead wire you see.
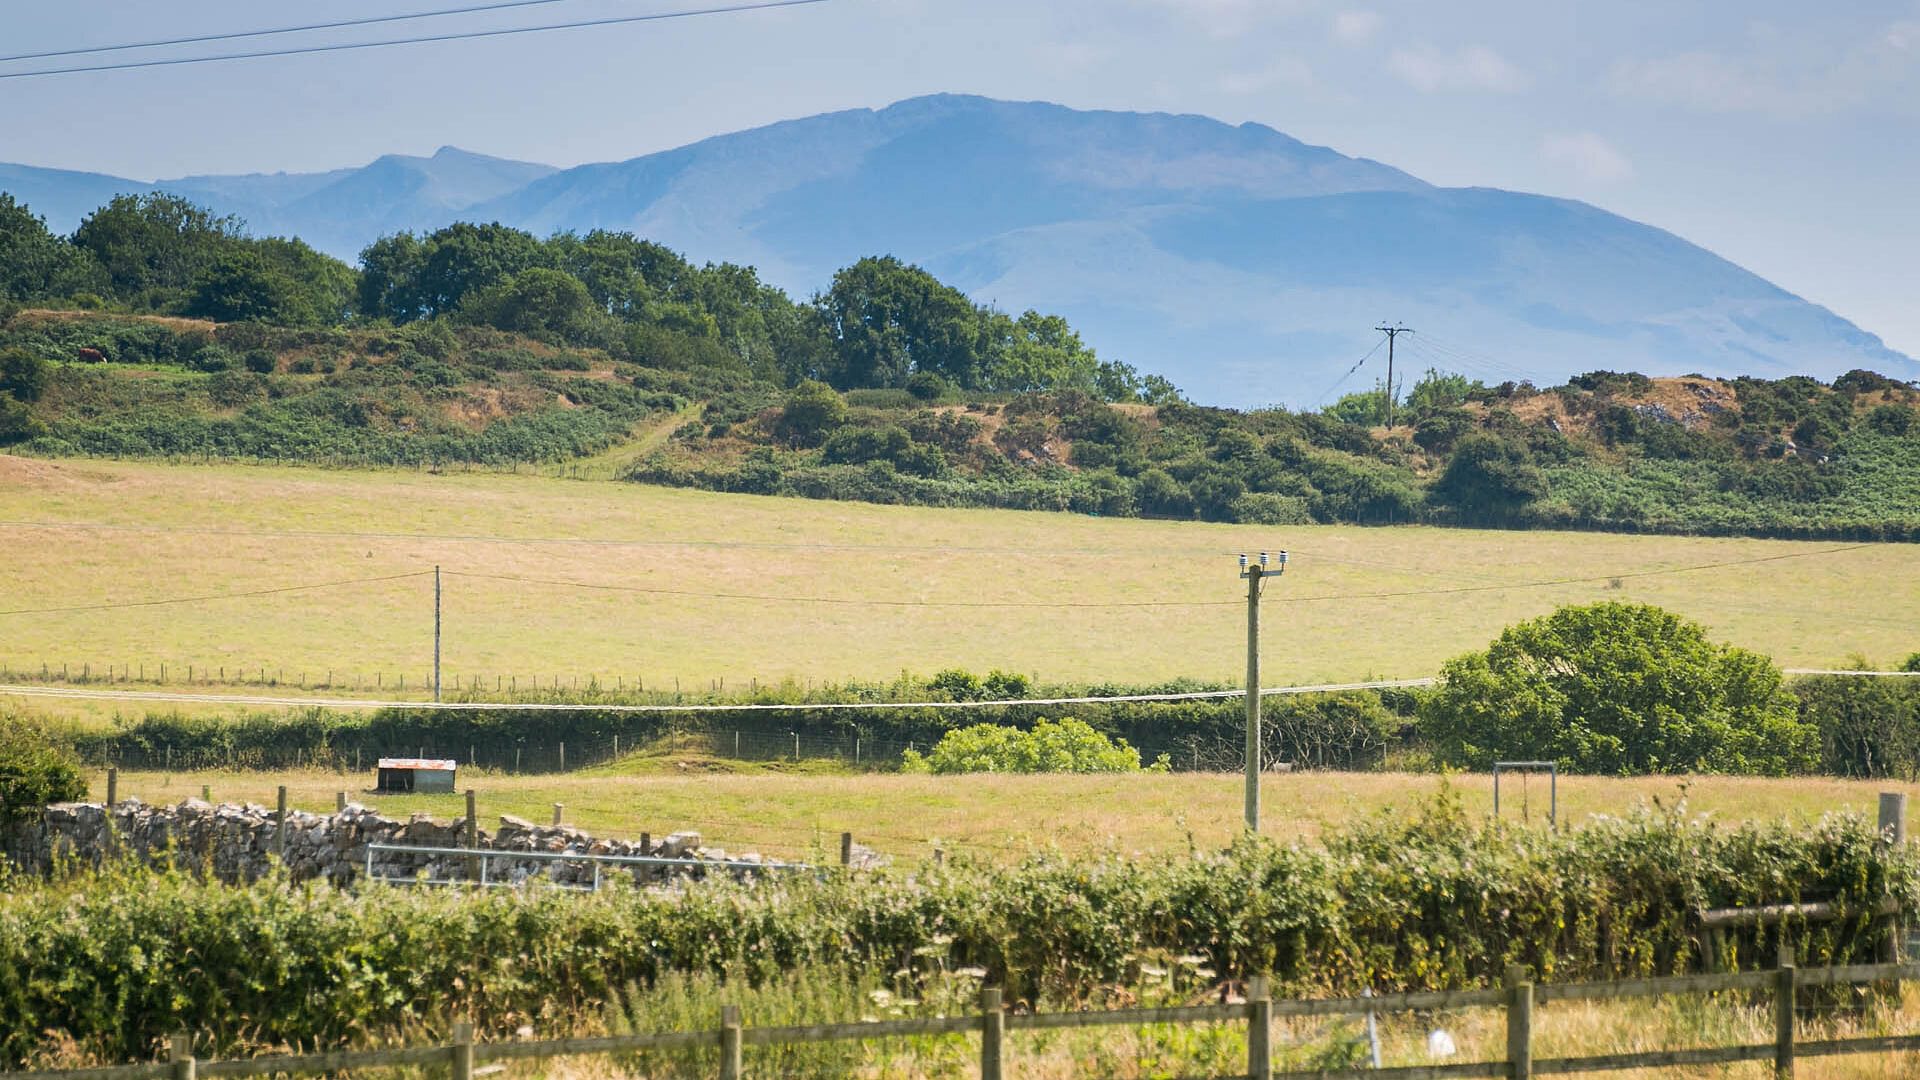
[0,0,829,80]
[0,542,1877,618]
[0,570,435,617]
[0,0,602,64]
[440,569,1242,608]
[1311,337,1386,408]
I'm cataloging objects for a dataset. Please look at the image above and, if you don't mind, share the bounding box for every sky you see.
[3,0,1917,357]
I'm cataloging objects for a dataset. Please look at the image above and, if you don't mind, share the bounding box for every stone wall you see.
[0,798,872,887]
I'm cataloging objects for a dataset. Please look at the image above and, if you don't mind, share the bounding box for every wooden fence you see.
[11,959,1920,1080]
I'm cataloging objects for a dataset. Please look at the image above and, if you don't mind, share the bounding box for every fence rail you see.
[11,958,1918,1080]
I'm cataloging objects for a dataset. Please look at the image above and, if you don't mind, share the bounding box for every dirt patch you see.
[0,455,126,491]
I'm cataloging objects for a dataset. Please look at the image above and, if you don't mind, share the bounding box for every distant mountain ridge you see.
[4,94,1911,406]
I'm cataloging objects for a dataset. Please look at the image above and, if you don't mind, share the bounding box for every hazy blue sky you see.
[4,0,1917,356]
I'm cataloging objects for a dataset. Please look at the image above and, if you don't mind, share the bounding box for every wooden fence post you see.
[552,803,564,827]
[274,785,288,861]
[169,1033,194,1080]
[451,1021,473,1080]
[1775,955,1796,1079]
[200,784,210,803]
[1506,963,1532,1080]
[980,987,1004,1080]
[719,1004,742,1080]
[1247,975,1272,1080]
[106,767,118,806]
[336,791,346,813]
[840,831,853,867]
[465,789,480,881]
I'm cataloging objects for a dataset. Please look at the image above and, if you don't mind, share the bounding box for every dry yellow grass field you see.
[95,763,1920,862]
[3,455,1917,702]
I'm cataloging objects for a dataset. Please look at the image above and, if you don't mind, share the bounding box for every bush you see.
[0,804,1909,1066]
[776,380,847,448]
[1421,602,1817,774]
[0,347,48,402]
[0,712,86,825]
[901,717,1168,773]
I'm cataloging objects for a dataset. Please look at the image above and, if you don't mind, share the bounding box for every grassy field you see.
[93,756,1920,862]
[2,455,1917,705]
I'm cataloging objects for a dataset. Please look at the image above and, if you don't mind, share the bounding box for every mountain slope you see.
[3,95,1910,406]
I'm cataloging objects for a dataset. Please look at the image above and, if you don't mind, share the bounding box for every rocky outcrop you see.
[1,799,879,887]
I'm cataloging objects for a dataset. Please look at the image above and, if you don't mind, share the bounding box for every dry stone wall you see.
[0,799,869,887]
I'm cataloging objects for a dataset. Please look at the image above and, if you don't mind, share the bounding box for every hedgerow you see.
[0,798,1909,1065]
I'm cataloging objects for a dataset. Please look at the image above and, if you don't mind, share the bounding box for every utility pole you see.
[1374,325,1414,429]
[433,565,442,703]
[1238,551,1287,831]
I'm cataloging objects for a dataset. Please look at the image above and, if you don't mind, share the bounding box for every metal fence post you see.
[451,1021,473,1080]
[980,987,1004,1080]
[1506,963,1532,1080]
[1775,956,1796,1079]
[1247,975,1272,1080]
[719,1004,742,1080]
[170,1033,194,1080]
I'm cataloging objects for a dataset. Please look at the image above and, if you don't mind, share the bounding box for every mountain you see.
[4,95,1912,406]
[5,146,555,264]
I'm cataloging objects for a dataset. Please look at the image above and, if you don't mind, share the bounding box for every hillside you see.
[4,309,1918,542]
[4,95,1911,405]
[3,455,1914,689]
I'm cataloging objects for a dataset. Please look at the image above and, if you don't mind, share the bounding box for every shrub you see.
[901,717,1165,773]
[0,712,86,825]
[1420,602,1817,774]
[776,380,847,447]
[0,347,48,402]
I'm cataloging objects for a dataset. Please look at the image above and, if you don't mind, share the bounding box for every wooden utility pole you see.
[1374,325,1414,429]
[433,566,442,703]
[1239,551,1288,831]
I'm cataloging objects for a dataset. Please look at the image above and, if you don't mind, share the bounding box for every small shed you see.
[376,757,457,794]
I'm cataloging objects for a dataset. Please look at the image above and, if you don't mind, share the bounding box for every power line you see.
[440,569,1243,608]
[0,0,595,64]
[0,570,434,617]
[0,519,1229,559]
[1312,338,1385,408]
[1267,544,1873,605]
[0,542,1875,618]
[0,0,829,80]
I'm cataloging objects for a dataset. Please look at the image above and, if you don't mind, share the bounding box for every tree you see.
[1420,602,1816,775]
[984,310,1100,392]
[0,347,49,402]
[900,717,1163,774]
[1404,369,1483,418]
[816,256,982,389]
[1431,434,1547,517]
[417,222,548,317]
[357,233,428,322]
[360,223,546,320]
[184,250,306,324]
[0,194,100,302]
[460,268,598,341]
[70,193,244,303]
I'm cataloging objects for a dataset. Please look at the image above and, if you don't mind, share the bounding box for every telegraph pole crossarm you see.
[1238,550,1288,832]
